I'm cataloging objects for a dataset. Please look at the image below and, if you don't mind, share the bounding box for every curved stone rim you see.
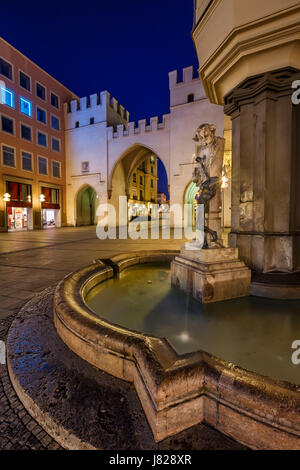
[53,250,300,449]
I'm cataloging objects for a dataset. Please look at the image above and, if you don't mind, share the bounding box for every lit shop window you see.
[0,87,14,108]
[20,97,32,117]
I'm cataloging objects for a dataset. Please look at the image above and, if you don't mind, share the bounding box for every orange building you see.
[0,37,78,231]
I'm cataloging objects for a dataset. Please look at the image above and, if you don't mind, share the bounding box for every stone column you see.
[224,67,300,297]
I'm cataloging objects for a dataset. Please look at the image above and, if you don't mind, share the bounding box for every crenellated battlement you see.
[168,65,205,107]
[64,91,129,130]
[168,65,199,89]
[107,114,170,140]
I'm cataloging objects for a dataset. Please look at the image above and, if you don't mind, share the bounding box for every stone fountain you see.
[171,123,251,303]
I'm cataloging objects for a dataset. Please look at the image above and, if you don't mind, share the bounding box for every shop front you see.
[5,181,33,232]
[41,186,61,229]
[128,201,148,221]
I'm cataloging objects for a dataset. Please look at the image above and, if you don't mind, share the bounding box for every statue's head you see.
[193,123,216,146]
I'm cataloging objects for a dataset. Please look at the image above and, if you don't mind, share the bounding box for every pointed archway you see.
[76,185,97,226]
[184,181,199,228]
[109,144,169,221]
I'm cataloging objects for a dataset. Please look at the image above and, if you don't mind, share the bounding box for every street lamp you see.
[3,193,11,202]
[221,175,229,189]
[40,194,45,203]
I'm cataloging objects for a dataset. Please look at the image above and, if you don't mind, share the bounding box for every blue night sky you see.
[1,0,198,196]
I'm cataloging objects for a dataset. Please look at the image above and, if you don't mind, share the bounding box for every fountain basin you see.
[54,251,300,449]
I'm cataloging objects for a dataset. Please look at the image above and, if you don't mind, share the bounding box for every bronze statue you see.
[192,123,225,249]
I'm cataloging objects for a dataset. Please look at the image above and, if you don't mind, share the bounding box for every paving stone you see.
[0,227,245,450]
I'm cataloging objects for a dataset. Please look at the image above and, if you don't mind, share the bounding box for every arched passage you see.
[110,144,169,221]
[184,181,199,228]
[76,185,97,226]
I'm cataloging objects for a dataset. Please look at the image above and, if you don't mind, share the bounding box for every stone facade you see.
[225,69,300,274]
[65,66,229,227]
[192,0,300,298]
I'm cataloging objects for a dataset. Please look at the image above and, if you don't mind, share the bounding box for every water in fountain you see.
[85,262,300,385]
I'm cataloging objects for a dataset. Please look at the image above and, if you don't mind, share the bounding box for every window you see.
[140,190,143,201]
[37,107,46,124]
[81,161,89,173]
[0,87,14,108]
[1,115,14,134]
[51,115,60,130]
[151,166,153,175]
[19,71,31,91]
[90,117,94,125]
[150,155,155,164]
[21,151,33,172]
[138,161,146,171]
[187,94,194,103]
[37,131,47,147]
[50,92,59,108]
[20,97,32,117]
[133,173,136,183]
[140,175,143,185]
[36,82,46,100]
[0,58,12,80]
[75,121,79,128]
[51,137,60,152]
[41,187,59,204]
[38,156,48,175]
[6,181,32,202]
[2,145,15,167]
[151,179,154,188]
[52,161,61,178]
[21,123,32,141]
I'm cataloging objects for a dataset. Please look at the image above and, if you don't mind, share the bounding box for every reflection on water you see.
[86,263,300,385]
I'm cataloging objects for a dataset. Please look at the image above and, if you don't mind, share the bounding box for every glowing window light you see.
[0,87,14,108]
[20,97,32,117]
[3,193,11,202]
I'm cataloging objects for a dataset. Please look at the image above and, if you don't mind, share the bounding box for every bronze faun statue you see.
[192,123,225,249]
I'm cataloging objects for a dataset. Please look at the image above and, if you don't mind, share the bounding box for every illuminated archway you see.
[184,181,199,228]
[76,185,97,226]
[110,144,169,221]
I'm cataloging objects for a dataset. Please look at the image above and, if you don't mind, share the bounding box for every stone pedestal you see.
[171,247,251,304]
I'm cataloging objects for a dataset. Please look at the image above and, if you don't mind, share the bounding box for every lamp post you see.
[3,193,11,231]
[40,194,45,229]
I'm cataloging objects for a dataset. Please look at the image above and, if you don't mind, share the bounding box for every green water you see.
[86,263,300,385]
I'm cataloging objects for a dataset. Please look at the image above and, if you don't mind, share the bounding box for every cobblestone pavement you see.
[0,227,181,450]
[0,311,62,450]
[0,227,245,450]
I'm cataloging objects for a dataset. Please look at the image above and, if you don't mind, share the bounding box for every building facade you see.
[0,38,77,232]
[0,37,232,233]
[192,0,300,297]
[65,65,230,229]
[128,155,158,220]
